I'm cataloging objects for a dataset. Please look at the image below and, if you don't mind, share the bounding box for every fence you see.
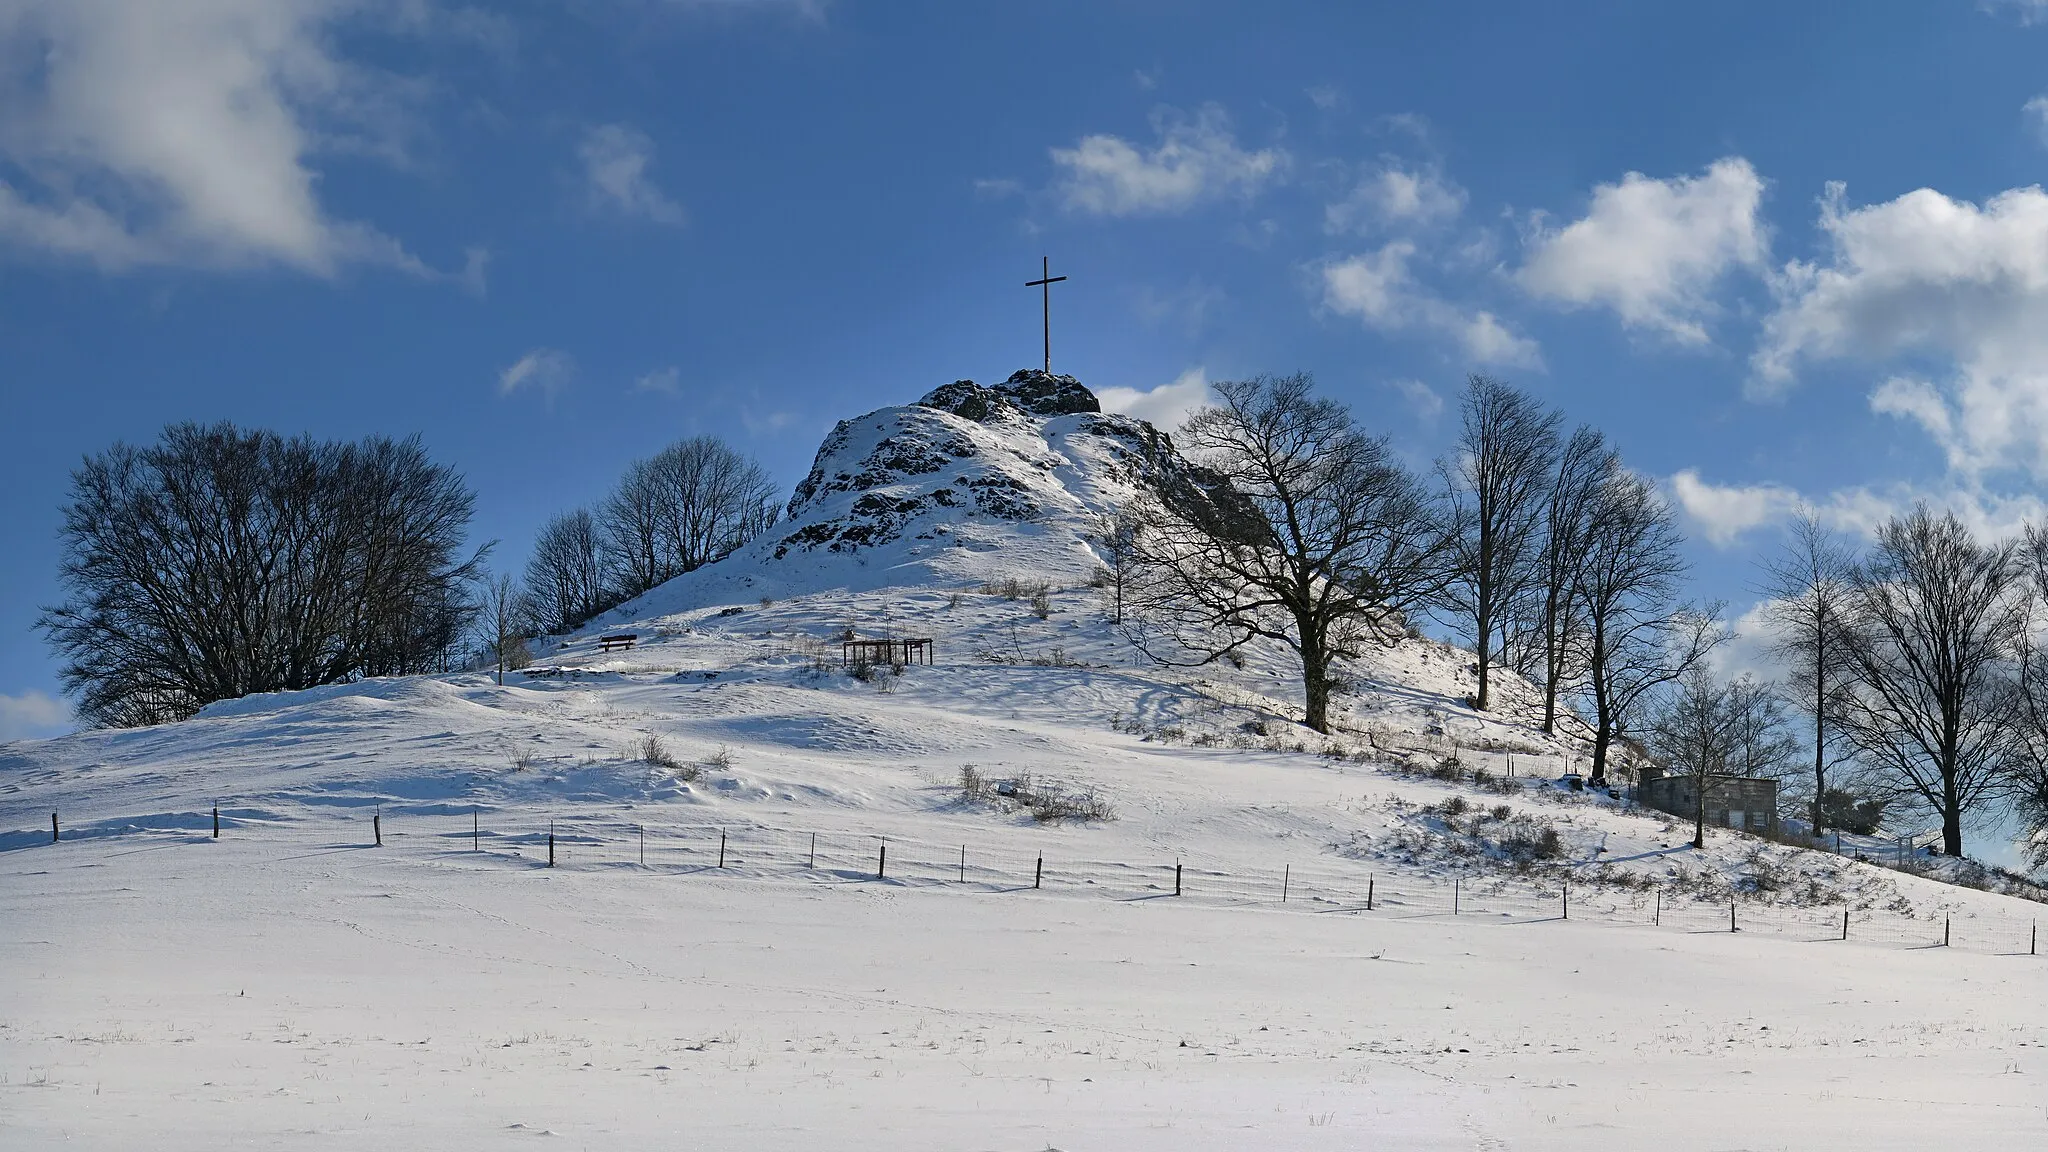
[17,801,2047,960]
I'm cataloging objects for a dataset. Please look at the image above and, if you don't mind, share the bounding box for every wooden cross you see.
[1025,256,1067,375]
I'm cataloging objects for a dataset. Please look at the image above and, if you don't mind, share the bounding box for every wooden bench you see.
[597,633,638,652]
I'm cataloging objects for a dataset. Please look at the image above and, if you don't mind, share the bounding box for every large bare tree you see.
[524,508,611,633]
[1756,512,1858,834]
[40,423,485,727]
[1130,374,1454,733]
[1443,375,1560,712]
[1648,665,1794,849]
[1525,426,1614,736]
[1574,467,1712,786]
[1835,507,2025,857]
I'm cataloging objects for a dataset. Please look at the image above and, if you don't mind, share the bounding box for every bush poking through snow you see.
[958,767,1115,822]
[639,734,702,782]
[1030,588,1052,620]
[701,745,733,775]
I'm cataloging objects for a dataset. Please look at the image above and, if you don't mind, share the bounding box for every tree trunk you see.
[1300,635,1331,735]
[1809,706,1825,836]
[1942,769,1965,857]
[1693,770,1707,849]
[1473,611,1492,711]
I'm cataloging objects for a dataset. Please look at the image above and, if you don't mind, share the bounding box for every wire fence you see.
[13,802,2046,959]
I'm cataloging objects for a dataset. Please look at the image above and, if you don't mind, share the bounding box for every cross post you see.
[1024,256,1067,375]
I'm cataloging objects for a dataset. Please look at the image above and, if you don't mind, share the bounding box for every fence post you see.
[1034,856,1043,889]
[374,810,382,848]
[473,807,479,852]
[809,832,817,870]
[547,821,555,868]
[718,830,726,869]
[213,805,220,839]
[1729,897,1737,933]
[51,812,57,843]
[1944,915,1951,947]
[639,825,645,867]
[1842,907,1849,941]
[2032,922,2037,956]
[878,842,887,880]
[1563,878,1569,920]
[1282,864,1290,903]
[1367,875,1375,911]
[1453,877,1460,916]
[958,844,966,883]
[1653,889,1660,927]
[1174,860,1182,896]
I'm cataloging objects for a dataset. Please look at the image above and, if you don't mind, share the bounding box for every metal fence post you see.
[1282,864,1290,903]
[1367,875,1375,911]
[718,830,726,868]
[1034,856,1043,889]
[50,812,57,843]
[877,842,886,879]
[1174,860,1182,896]
[213,805,220,839]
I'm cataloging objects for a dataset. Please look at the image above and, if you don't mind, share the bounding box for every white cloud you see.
[1386,378,1444,421]
[499,348,575,401]
[633,366,681,394]
[1325,163,1465,235]
[2026,95,2048,146]
[0,0,434,275]
[1518,157,1768,344]
[1668,468,2048,548]
[0,689,71,741]
[1669,469,1805,545]
[1321,241,1541,368]
[579,123,685,225]
[1051,105,1285,217]
[1753,182,2048,481]
[1097,368,1214,431]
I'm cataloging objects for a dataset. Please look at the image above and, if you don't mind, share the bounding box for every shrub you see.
[700,745,733,774]
[1429,758,1462,783]
[639,734,702,782]
[1489,804,1512,822]
[1030,588,1052,620]
[850,659,877,682]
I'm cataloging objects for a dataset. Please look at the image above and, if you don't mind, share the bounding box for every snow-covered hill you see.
[6,370,2047,1148]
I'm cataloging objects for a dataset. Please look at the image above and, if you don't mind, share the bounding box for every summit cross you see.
[1024,256,1067,376]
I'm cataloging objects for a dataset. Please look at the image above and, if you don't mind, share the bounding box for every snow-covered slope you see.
[6,370,2047,1147]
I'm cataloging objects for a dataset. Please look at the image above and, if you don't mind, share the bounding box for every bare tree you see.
[1526,426,1615,735]
[1574,467,1713,786]
[1129,374,1454,733]
[1995,523,2048,868]
[1086,505,1150,625]
[477,571,534,686]
[1835,507,2025,858]
[1442,375,1560,712]
[39,423,484,727]
[1755,512,1858,834]
[1648,666,1793,849]
[602,457,669,601]
[651,436,781,575]
[524,508,611,633]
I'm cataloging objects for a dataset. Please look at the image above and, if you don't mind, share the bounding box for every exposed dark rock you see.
[995,369,1100,417]
[917,380,1022,425]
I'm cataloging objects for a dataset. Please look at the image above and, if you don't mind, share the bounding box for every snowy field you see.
[7,388,2048,1147]
[6,822,2048,1150]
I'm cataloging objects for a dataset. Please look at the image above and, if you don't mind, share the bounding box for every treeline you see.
[40,423,486,727]
[41,423,781,726]
[1118,373,2048,862]
[519,436,779,634]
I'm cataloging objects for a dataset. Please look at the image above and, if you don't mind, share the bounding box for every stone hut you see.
[1636,763,1779,834]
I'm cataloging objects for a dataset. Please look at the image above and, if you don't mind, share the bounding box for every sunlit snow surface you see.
[5,386,2046,1146]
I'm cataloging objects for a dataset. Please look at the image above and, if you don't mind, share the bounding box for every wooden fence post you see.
[1729,897,1737,933]
[1174,860,1182,896]
[473,807,479,852]
[809,832,817,870]
[547,821,555,868]
[1563,878,1569,920]
[958,844,966,883]
[1842,907,1849,941]
[718,830,726,869]
[51,812,57,843]
[1653,889,1660,927]
[1034,856,1043,889]
[639,825,645,867]
[1453,877,1460,915]
[877,842,887,880]
[212,805,220,839]
[1944,915,1951,947]
[373,810,382,847]
[1282,864,1290,903]
[1366,875,1374,911]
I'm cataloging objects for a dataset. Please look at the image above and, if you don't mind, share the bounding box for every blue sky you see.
[7,0,2048,747]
